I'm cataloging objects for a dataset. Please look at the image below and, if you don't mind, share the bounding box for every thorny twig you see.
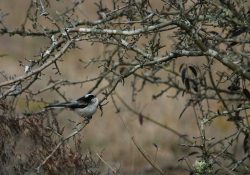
[36,121,89,173]
[0,0,249,174]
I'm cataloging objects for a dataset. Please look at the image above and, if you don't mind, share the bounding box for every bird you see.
[45,94,99,122]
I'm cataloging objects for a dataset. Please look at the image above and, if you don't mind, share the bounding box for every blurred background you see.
[0,1,245,174]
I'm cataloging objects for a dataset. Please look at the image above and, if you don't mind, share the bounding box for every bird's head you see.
[80,94,98,104]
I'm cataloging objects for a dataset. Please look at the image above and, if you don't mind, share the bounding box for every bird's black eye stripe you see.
[77,94,95,103]
[84,94,95,101]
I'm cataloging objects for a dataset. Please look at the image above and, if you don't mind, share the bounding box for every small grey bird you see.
[45,94,99,122]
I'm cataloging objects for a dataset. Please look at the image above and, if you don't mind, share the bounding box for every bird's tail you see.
[45,102,70,109]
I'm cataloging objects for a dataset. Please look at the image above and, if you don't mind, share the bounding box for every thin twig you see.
[115,93,192,144]
[96,153,119,174]
[0,40,73,87]
[131,136,165,175]
[36,121,88,173]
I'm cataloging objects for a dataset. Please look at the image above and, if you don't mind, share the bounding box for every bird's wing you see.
[65,100,88,109]
[76,96,87,102]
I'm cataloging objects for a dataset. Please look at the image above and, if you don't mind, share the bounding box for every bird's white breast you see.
[75,98,99,118]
